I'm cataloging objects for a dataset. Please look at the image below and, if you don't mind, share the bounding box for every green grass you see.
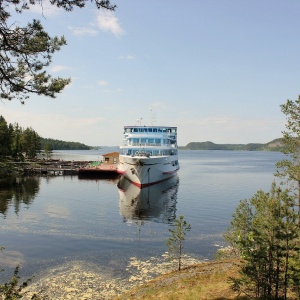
[114,260,247,300]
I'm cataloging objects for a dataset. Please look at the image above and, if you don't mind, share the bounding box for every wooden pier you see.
[24,167,79,176]
[78,164,119,178]
[24,160,119,178]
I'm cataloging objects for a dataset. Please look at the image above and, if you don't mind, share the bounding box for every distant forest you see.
[40,138,92,150]
[180,138,284,151]
[42,137,284,151]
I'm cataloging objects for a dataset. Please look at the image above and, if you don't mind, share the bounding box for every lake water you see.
[0,149,285,286]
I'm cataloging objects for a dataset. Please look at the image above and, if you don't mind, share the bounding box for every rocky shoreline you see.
[22,255,203,300]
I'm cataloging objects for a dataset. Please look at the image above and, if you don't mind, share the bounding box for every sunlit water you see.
[0,150,285,283]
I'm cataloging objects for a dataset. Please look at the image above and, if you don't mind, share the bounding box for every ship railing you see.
[123,142,176,147]
[125,133,177,138]
[121,151,177,157]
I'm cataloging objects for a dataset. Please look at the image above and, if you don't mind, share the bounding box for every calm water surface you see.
[0,149,285,281]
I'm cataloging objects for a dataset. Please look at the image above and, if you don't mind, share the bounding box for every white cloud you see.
[69,26,98,37]
[68,11,124,38]
[77,117,105,126]
[100,88,124,93]
[179,116,273,131]
[96,11,124,37]
[97,80,109,86]
[50,65,70,73]
[178,115,284,145]
[0,108,106,143]
[152,101,166,108]
[192,116,278,128]
[118,55,135,60]
[28,3,61,16]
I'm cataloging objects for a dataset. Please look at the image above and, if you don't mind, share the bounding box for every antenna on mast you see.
[136,118,142,126]
[150,109,156,126]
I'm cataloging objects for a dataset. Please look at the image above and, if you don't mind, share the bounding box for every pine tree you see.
[1,0,116,102]
[225,183,300,299]
[44,143,53,160]
[276,95,300,215]
[0,115,11,156]
[10,123,23,160]
[166,215,191,271]
[20,127,41,159]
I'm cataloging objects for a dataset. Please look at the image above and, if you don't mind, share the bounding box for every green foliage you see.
[0,115,92,161]
[5,0,116,12]
[181,139,284,151]
[225,182,300,299]
[276,96,300,210]
[0,116,11,156]
[20,128,41,159]
[0,14,70,102]
[166,215,191,271]
[10,123,23,161]
[0,116,41,160]
[0,265,41,300]
[1,0,115,102]
[0,176,40,216]
[43,143,53,160]
[40,137,91,150]
[0,246,41,299]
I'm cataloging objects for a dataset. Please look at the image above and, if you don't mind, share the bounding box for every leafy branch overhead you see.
[0,0,116,103]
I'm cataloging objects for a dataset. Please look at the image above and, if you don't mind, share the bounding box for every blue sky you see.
[1,0,300,146]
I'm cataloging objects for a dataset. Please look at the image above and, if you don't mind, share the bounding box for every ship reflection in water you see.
[117,175,179,224]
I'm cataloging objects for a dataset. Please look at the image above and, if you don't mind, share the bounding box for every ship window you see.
[133,138,140,143]
[155,139,161,143]
[133,128,138,132]
[142,128,147,132]
[141,138,147,143]
[153,128,157,132]
[158,128,162,132]
[148,138,154,143]
[148,128,152,132]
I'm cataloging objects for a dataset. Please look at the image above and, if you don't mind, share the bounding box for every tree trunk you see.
[298,180,300,217]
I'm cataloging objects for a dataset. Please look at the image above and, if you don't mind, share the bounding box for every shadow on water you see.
[0,176,40,217]
[117,175,179,224]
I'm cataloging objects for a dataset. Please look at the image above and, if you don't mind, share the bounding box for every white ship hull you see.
[117,154,179,188]
[117,124,179,188]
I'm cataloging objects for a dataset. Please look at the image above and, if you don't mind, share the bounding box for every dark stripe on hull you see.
[123,171,178,188]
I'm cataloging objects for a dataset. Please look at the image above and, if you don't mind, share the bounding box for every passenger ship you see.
[117,125,179,188]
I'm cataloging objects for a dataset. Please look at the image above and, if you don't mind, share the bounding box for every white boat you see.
[117,125,179,188]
